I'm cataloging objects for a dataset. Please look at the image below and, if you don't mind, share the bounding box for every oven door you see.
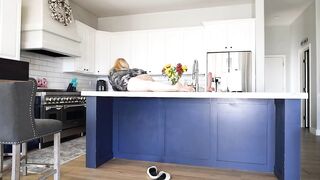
[42,105,63,120]
[62,104,86,130]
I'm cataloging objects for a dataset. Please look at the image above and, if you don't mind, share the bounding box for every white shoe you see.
[156,171,171,180]
[147,166,159,179]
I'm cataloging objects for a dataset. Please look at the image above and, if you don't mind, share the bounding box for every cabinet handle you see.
[230,46,233,49]
[225,47,227,49]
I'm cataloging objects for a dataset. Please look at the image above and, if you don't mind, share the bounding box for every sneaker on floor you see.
[147,166,159,179]
[156,171,171,180]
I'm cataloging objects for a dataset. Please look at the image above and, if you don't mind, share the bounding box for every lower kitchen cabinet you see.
[164,99,211,166]
[214,100,275,171]
[111,98,274,172]
[113,98,163,161]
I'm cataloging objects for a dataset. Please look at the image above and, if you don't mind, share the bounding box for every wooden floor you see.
[2,129,320,180]
[301,129,320,180]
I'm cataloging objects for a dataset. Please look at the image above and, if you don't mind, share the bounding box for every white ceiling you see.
[71,0,252,17]
[265,0,314,26]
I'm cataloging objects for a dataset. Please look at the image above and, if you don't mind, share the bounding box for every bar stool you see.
[0,79,62,180]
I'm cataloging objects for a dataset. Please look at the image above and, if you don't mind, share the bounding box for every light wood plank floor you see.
[2,156,276,180]
[2,129,319,180]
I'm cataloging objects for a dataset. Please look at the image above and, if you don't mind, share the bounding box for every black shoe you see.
[147,166,159,179]
[156,171,171,180]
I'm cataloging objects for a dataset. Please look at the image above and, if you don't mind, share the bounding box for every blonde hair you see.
[113,58,129,71]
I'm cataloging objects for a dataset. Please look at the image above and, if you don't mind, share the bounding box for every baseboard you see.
[310,127,320,136]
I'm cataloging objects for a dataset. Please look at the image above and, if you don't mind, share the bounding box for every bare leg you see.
[128,77,193,92]
[135,74,155,81]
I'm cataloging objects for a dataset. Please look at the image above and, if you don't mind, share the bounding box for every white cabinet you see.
[95,31,111,75]
[63,21,95,74]
[0,0,21,60]
[182,27,206,74]
[164,29,183,66]
[147,30,166,74]
[204,19,255,52]
[131,31,149,71]
[110,32,132,67]
[227,19,255,51]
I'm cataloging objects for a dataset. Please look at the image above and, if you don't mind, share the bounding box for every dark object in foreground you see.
[0,58,29,81]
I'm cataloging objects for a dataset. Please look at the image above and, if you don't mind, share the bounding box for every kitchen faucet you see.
[192,59,199,92]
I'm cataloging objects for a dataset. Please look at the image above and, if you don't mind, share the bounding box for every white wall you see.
[98,4,253,32]
[70,0,98,29]
[289,2,317,132]
[316,0,320,135]
[21,52,96,90]
[265,26,291,91]
[255,0,265,92]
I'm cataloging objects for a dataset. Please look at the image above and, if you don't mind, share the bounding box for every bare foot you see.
[175,83,194,92]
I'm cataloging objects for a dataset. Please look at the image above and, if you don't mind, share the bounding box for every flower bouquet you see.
[162,63,188,85]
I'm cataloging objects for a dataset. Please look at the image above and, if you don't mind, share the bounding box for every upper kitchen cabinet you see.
[131,31,149,71]
[147,30,166,74]
[110,32,132,67]
[204,19,255,52]
[0,0,21,60]
[164,29,184,66]
[63,20,96,74]
[95,31,111,75]
[182,27,206,74]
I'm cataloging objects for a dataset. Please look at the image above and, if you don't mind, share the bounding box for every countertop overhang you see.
[81,91,308,99]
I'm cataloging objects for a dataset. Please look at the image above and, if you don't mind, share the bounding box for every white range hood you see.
[21,0,81,57]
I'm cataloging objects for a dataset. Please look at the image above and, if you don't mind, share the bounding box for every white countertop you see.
[81,91,308,99]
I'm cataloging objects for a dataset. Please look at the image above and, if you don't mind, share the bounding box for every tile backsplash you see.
[21,52,97,91]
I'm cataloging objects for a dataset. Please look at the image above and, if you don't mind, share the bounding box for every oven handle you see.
[64,104,86,109]
[45,105,63,111]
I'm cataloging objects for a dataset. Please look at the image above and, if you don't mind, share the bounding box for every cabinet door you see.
[95,31,111,75]
[85,26,96,73]
[75,21,87,72]
[0,0,21,60]
[131,31,149,71]
[164,29,183,66]
[215,100,270,165]
[204,22,228,52]
[164,99,211,165]
[113,98,163,161]
[227,19,255,51]
[110,32,132,67]
[183,27,206,74]
[147,31,165,74]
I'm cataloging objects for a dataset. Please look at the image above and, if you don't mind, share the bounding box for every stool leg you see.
[12,144,20,180]
[54,133,60,180]
[0,144,3,180]
[22,143,27,176]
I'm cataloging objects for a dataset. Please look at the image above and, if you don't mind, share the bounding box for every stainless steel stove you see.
[36,91,86,105]
[35,89,86,148]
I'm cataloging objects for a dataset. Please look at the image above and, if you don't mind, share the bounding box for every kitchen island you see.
[81,91,307,180]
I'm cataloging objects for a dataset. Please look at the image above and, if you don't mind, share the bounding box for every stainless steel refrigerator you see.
[206,51,252,92]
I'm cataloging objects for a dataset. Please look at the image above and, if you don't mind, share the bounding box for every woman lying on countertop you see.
[108,58,193,92]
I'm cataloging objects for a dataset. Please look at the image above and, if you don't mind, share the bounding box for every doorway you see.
[301,47,311,128]
[265,55,286,92]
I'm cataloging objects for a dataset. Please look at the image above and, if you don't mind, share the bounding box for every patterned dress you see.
[108,68,147,91]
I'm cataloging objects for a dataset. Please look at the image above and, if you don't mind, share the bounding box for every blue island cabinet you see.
[86,96,301,180]
[111,98,274,172]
